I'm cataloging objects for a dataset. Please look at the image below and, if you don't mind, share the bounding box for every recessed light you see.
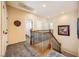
[42,4,46,8]
[50,23,53,26]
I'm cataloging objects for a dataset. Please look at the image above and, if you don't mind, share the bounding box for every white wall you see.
[7,6,51,45]
[53,11,78,56]
[32,19,53,30]
[7,6,39,45]
[33,20,50,30]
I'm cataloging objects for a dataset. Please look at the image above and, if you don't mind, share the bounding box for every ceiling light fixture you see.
[42,4,46,8]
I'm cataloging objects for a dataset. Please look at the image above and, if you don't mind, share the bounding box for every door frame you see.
[1,1,8,56]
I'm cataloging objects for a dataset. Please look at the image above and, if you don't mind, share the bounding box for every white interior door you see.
[25,20,32,37]
[1,2,8,56]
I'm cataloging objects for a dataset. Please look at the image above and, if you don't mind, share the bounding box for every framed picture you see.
[58,25,70,36]
[77,18,79,38]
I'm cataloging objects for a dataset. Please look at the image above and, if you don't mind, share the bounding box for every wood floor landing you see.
[31,45,51,56]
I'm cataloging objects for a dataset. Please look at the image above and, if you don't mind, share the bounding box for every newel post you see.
[30,29,32,45]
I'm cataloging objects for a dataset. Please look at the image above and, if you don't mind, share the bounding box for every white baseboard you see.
[61,47,77,56]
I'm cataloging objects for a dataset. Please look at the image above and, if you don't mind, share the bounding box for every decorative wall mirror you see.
[14,20,21,27]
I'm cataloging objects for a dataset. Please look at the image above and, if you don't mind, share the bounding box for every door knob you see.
[5,32,7,34]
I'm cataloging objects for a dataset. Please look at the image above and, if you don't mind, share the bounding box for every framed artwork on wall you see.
[77,18,79,39]
[58,25,70,36]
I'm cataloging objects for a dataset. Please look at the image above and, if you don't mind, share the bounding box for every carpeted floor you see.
[5,42,39,57]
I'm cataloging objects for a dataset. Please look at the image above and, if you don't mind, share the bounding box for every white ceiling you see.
[7,1,78,18]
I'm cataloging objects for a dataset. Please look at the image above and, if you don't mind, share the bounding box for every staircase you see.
[30,29,61,53]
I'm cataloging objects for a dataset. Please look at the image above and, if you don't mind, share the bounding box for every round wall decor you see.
[14,20,21,27]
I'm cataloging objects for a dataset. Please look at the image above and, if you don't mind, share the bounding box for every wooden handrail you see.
[49,32,61,45]
[49,30,61,52]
